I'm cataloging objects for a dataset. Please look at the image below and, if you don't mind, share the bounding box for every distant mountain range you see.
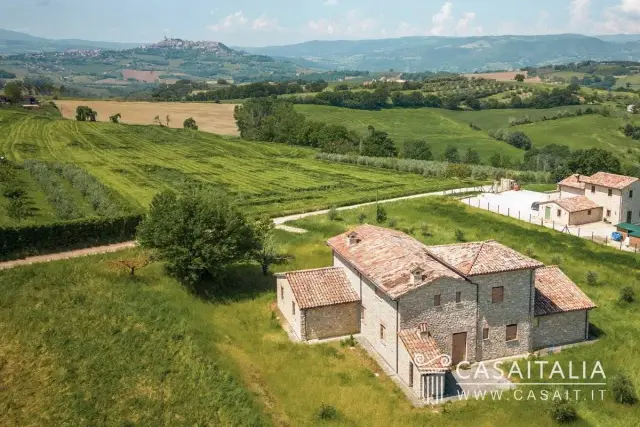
[0,29,140,54]
[239,34,640,72]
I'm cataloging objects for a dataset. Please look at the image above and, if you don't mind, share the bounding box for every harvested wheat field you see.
[55,100,239,135]
[464,71,542,83]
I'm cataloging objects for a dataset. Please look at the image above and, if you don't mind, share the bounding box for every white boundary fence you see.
[453,195,639,254]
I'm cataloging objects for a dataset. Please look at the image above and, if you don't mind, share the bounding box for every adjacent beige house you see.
[558,172,640,224]
[276,225,596,401]
[538,196,603,226]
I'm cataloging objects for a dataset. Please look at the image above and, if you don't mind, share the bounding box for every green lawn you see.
[295,105,524,162]
[2,196,639,426]
[0,109,474,223]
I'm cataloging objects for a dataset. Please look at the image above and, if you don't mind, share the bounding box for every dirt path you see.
[0,185,487,270]
[0,242,137,271]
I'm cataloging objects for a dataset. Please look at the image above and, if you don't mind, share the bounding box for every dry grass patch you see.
[54,100,239,136]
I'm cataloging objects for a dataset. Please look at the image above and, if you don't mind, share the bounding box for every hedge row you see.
[0,214,143,261]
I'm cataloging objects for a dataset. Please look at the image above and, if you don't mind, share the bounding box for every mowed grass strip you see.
[0,111,474,217]
[4,197,639,426]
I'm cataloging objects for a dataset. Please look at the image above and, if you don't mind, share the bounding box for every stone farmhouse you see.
[542,172,640,226]
[276,225,596,401]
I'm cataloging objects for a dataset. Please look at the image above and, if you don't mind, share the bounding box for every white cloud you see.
[430,2,453,35]
[307,9,379,38]
[208,11,248,32]
[620,0,640,14]
[455,12,483,35]
[569,0,590,29]
[593,0,640,34]
[252,15,279,31]
[396,22,421,37]
[323,0,338,5]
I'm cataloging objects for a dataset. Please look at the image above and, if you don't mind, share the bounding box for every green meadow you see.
[2,196,639,426]
[0,109,472,224]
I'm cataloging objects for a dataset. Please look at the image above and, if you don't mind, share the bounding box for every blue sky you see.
[4,0,640,46]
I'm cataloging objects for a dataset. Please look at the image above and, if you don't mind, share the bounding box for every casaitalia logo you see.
[420,353,607,403]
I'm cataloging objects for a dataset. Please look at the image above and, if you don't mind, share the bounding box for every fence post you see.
[529,214,531,223]
[605,236,608,245]
[518,211,521,220]
[577,228,580,237]
[591,232,594,242]
[498,205,500,214]
[508,208,510,217]
[553,221,555,230]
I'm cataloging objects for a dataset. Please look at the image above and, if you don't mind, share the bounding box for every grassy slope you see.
[294,105,524,161]
[0,110,472,219]
[3,197,639,426]
[517,115,640,161]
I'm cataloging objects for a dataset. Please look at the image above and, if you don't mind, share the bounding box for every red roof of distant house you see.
[582,172,638,190]
[534,266,596,316]
[540,196,601,213]
[398,329,448,372]
[559,172,637,190]
[282,267,359,309]
[425,241,543,276]
[558,174,587,189]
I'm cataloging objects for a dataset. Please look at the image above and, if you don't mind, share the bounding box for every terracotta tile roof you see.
[425,241,543,276]
[398,329,448,372]
[558,174,587,189]
[582,172,638,190]
[541,196,601,213]
[534,266,596,316]
[326,225,463,299]
[283,267,359,309]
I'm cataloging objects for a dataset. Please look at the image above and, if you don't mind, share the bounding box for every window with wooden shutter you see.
[456,291,462,303]
[361,305,366,321]
[483,327,489,340]
[280,286,284,300]
[434,294,441,307]
[491,286,504,303]
[506,324,518,341]
[292,301,296,315]
[380,324,386,341]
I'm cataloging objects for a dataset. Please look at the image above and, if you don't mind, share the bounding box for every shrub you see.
[550,399,578,423]
[611,374,638,404]
[551,255,563,265]
[183,117,198,130]
[316,404,339,421]
[620,287,636,303]
[327,206,339,221]
[75,105,97,121]
[109,113,121,124]
[0,214,142,261]
[525,246,535,258]
[340,335,357,347]
[586,271,599,286]
[420,222,432,237]
[357,213,367,224]
[376,205,387,223]
[388,218,398,228]
[455,229,466,242]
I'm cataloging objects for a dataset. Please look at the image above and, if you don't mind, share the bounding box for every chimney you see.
[346,231,359,247]
[410,266,425,286]
[418,322,430,337]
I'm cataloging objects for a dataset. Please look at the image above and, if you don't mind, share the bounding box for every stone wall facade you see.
[398,338,422,397]
[360,274,399,370]
[475,270,534,360]
[532,310,589,349]
[305,301,360,340]
[399,277,478,362]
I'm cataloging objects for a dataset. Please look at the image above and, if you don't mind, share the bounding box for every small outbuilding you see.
[538,196,602,226]
[616,223,640,247]
[276,267,361,341]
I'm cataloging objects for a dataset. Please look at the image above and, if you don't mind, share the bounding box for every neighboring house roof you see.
[425,241,543,276]
[398,329,448,372]
[327,225,463,299]
[534,266,596,316]
[582,172,638,190]
[282,267,359,309]
[540,196,601,213]
[558,174,586,190]
[616,222,640,238]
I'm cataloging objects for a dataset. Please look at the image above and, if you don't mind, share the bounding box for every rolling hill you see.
[0,29,140,54]
[241,34,640,72]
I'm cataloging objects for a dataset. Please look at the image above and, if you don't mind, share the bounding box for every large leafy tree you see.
[252,217,292,275]
[137,188,258,287]
[567,148,622,176]
[361,125,396,157]
[75,106,97,122]
[403,139,432,160]
[3,80,23,103]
